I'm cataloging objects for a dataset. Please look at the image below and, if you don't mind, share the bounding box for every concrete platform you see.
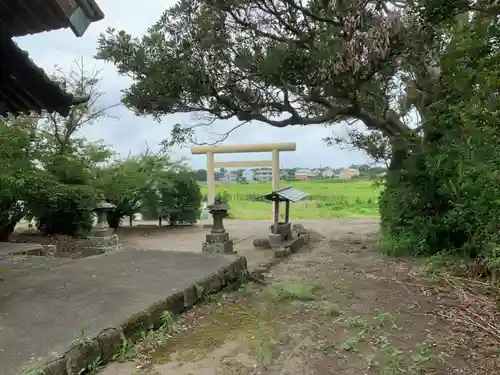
[0,242,45,257]
[0,249,247,375]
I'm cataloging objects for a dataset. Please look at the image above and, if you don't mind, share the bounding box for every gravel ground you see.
[99,218,500,375]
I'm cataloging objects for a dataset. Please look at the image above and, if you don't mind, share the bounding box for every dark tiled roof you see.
[0,0,104,37]
[0,37,88,117]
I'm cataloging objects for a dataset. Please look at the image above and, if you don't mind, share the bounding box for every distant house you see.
[295,169,314,180]
[254,168,273,181]
[338,168,360,179]
[311,169,323,177]
[216,169,235,182]
[322,168,336,178]
[242,169,254,181]
[280,168,295,180]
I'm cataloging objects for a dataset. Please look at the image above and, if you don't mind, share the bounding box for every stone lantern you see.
[202,195,235,254]
[93,194,115,237]
[208,195,228,234]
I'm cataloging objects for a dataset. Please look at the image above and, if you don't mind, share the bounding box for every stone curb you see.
[28,256,248,375]
[250,231,308,279]
[0,244,55,258]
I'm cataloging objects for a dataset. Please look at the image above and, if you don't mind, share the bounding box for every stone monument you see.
[84,195,120,255]
[93,195,115,237]
[202,195,235,254]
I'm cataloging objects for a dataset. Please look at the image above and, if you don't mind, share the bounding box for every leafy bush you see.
[0,116,41,240]
[165,171,202,224]
[94,154,173,228]
[27,183,97,236]
[379,16,500,260]
[218,191,233,219]
[142,169,203,225]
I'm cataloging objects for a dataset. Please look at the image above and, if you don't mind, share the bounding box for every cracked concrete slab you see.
[0,249,245,375]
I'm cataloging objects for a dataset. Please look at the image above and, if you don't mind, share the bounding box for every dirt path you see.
[116,219,379,272]
[100,221,500,375]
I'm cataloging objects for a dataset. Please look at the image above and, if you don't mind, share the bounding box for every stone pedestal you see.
[91,227,114,238]
[202,240,235,254]
[202,232,235,254]
[292,223,309,242]
[202,195,235,254]
[268,233,283,248]
[83,234,120,256]
[206,232,229,242]
[292,223,307,235]
[270,222,292,241]
[92,195,116,239]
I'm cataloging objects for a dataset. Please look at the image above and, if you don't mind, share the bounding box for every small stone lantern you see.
[93,194,116,237]
[208,195,228,234]
[202,195,235,254]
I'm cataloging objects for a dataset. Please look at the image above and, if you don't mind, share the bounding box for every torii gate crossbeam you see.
[191,142,296,208]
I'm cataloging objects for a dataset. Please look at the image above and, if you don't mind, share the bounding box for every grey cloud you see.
[13,0,369,170]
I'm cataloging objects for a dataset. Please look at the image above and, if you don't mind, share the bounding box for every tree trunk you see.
[0,200,23,241]
[387,137,410,182]
[389,147,408,171]
[0,219,17,242]
[107,212,121,229]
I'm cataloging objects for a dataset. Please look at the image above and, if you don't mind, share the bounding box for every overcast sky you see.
[15,0,370,170]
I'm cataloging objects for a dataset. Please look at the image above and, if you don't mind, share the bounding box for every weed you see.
[72,328,92,347]
[343,315,367,328]
[139,329,155,340]
[157,310,174,344]
[324,302,342,316]
[377,334,392,349]
[341,338,358,352]
[160,310,174,329]
[252,332,275,369]
[421,253,469,281]
[406,334,440,374]
[266,281,320,301]
[113,334,135,362]
[378,344,405,375]
[17,364,46,375]
[195,283,220,302]
[364,352,377,368]
[373,333,446,375]
[195,284,206,300]
[83,356,103,375]
[373,312,397,330]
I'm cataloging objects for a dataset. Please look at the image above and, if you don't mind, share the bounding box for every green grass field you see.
[200,179,381,220]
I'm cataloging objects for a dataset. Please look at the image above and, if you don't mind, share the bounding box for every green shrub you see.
[158,171,202,225]
[379,16,500,260]
[27,183,97,236]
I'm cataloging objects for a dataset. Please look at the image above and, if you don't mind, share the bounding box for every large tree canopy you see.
[97,0,498,151]
[96,0,431,145]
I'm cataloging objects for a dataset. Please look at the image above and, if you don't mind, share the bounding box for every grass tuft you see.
[266,281,321,301]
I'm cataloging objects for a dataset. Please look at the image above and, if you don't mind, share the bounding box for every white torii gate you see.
[191,142,297,210]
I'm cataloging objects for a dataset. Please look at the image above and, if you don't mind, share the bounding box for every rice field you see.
[199,179,380,220]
